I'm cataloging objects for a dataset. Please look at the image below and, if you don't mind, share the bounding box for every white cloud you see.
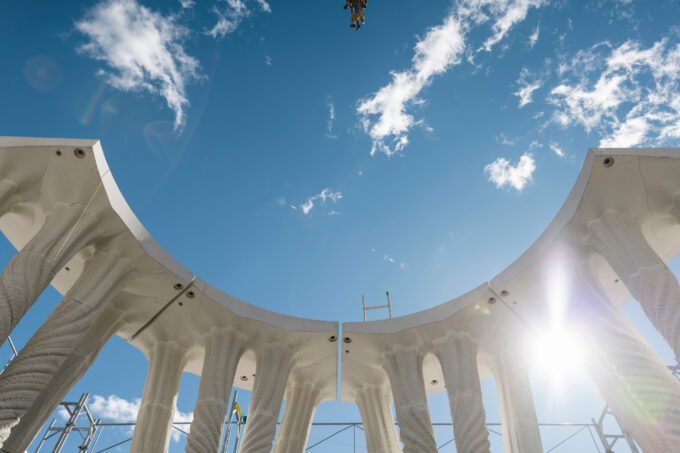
[265,55,272,66]
[514,67,543,108]
[179,0,195,8]
[484,152,536,191]
[76,0,201,129]
[496,133,515,145]
[209,0,271,39]
[327,98,337,139]
[59,394,193,443]
[357,15,465,157]
[529,140,543,149]
[384,254,395,264]
[357,0,549,156]
[549,142,565,157]
[529,25,540,48]
[298,188,343,215]
[480,0,548,52]
[548,38,680,147]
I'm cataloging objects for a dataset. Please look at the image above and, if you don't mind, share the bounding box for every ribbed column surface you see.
[186,328,247,453]
[589,210,680,360]
[582,292,680,452]
[0,250,130,449]
[355,384,401,453]
[489,350,542,453]
[0,204,100,347]
[383,345,437,453]
[273,382,321,453]
[238,343,295,453]
[130,341,187,453]
[1,305,124,452]
[434,334,491,453]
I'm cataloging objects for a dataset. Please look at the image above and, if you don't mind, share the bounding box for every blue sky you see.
[2,0,680,451]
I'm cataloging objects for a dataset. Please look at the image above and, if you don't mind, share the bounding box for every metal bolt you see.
[329,335,337,342]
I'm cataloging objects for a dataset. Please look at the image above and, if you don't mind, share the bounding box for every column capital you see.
[382,343,437,453]
[585,209,663,279]
[238,341,295,453]
[186,327,246,453]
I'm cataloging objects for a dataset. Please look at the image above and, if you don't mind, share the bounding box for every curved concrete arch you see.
[0,137,338,453]
[342,148,680,452]
[1,138,680,452]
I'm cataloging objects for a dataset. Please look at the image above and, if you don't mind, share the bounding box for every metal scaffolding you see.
[25,348,680,452]
[30,397,641,453]
[34,393,102,453]
[362,292,392,322]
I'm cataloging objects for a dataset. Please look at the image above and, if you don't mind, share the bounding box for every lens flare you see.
[24,56,62,92]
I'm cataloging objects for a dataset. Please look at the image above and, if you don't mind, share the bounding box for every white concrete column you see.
[239,343,295,453]
[488,349,542,453]
[0,203,102,346]
[186,328,247,453]
[433,334,491,453]
[0,249,131,448]
[273,382,322,453]
[382,345,437,453]
[130,341,187,453]
[577,283,680,451]
[354,384,401,453]
[1,304,125,452]
[588,209,680,359]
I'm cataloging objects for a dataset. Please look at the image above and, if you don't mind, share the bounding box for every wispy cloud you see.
[496,133,515,146]
[548,38,680,147]
[480,0,548,52]
[327,97,337,139]
[208,0,271,39]
[179,0,195,8]
[514,67,543,108]
[383,253,407,270]
[549,142,564,157]
[59,394,193,442]
[264,55,272,66]
[357,0,549,156]
[297,188,343,215]
[357,15,465,157]
[484,152,536,191]
[529,24,540,48]
[75,0,201,129]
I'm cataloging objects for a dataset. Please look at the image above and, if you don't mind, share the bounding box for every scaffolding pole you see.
[362,291,392,322]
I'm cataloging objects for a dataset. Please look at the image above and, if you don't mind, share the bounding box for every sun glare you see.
[528,328,586,392]
[527,265,588,394]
